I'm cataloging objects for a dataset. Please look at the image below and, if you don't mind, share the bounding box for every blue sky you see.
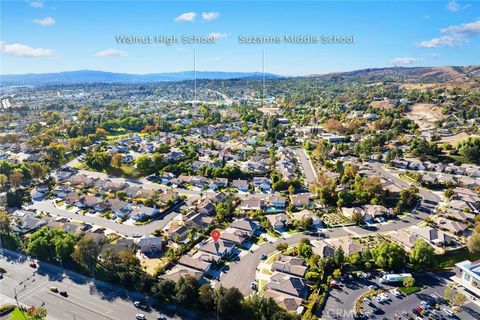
[1,0,479,75]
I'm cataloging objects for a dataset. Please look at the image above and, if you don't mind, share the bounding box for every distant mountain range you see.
[308,65,480,82]
[0,70,281,85]
[2,65,479,86]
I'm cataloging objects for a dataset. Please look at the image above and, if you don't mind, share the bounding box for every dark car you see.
[59,291,68,297]
[134,301,148,310]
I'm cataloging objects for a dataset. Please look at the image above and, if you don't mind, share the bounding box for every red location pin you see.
[211,229,221,242]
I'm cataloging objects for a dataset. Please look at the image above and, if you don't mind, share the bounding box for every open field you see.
[369,100,394,110]
[405,103,446,130]
[400,81,479,91]
[439,132,480,146]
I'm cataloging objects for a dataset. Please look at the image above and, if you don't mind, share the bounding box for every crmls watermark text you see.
[325,309,359,319]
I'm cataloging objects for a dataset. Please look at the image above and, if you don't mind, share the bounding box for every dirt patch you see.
[140,258,164,275]
[440,133,480,146]
[400,81,479,91]
[405,103,446,130]
[370,100,394,110]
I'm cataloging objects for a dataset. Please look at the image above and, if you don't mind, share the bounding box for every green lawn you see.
[8,308,38,320]
[399,286,423,295]
[435,248,480,269]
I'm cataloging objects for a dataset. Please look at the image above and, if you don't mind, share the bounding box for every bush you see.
[0,304,15,316]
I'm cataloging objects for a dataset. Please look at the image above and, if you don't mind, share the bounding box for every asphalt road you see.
[295,148,317,184]
[0,250,206,320]
[30,200,183,237]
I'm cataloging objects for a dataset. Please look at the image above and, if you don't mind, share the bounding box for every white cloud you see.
[202,12,219,21]
[211,57,221,62]
[446,1,460,12]
[417,36,463,48]
[417,19,480,48]
[391,57,419,66]
[208,32,227,41]
[0,41,54,57]
[175,12,196,22]
[94,49,128,57]
[446,1,471,12]
[32,17,56,26]
[442,19,480,36]
[30,1,44,8]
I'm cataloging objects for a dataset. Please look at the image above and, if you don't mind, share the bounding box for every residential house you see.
[131,205,159,221]
[198,240,236,258]
[163,265,203,282]
[389,230,419,251]
[52,185,72,199]
[311,240,335,257]
[230,218,261,236]
[137,236,163,254]
[219,228,251,247]
[266,213,291,231]
[410,226,452,247]
[263,289,304,314]
[437,219,468,235]
[290,209,322,227]
[290,194,312,209]
[271,254,308,278]
[341,207,364,220]
[30,187,46,201]
[268,195,287,210]
[197,199,215,215]
[266,272,309,299]
[329,238,362,255]
[363,205,390,222]
[106,198,132,218]
[232,179,249,192]
[240,198,264,211]
[177,252,219,273]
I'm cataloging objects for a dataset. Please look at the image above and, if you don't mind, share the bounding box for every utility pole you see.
[13,288,28,320]
[194,47,197,104]
[262,49,265,107]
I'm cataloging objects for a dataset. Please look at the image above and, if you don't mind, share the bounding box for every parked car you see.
[369,284,379,290]
[250,282,257,290]
[49,287,58,293]
[29,262,37,268]
[136,314,146,320]
[390,288,402,297]
[442,308,455,317]
[260,254,267,260]
[157,314,167,320]
[134,301,148,309]
[59,290,68,297]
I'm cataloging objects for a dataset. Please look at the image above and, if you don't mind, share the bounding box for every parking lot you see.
[321,271,480,319]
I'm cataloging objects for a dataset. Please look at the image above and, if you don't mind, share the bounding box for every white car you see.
[136,314,146,320]
[443,307,455,317]
[380,292,390,300]
[390,288,401,297]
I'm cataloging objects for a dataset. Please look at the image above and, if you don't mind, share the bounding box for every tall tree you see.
[72,237,101,276]
[409,239,435,270]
